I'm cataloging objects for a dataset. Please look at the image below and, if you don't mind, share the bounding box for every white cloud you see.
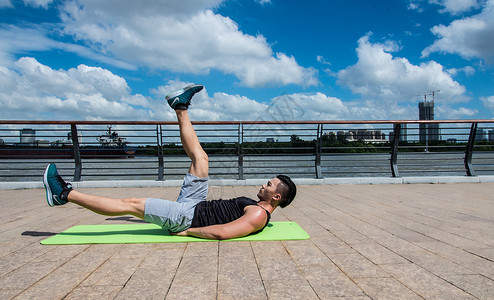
[0,57,152,120]
[151,80,269,121]
[0,0,54,9]
[56,0,316,87]
[0,56,347,122]
[408,1,423,11]
[335,34,475,119]
[338,34,466,105]
[408,0,482,14]
[423,0,494,62]
[0,25,135,69]
[23,0,53,8]
[0,0,12,8]
[481,95,494,113]
[2,55,476,122]
[436,105,478,118]
[446,65,475,76]
[256,0,271,5]
[430,0,482,14]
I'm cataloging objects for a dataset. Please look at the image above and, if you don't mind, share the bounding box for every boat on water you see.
[0,126,136,159]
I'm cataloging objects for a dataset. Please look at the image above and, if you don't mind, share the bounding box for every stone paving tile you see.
[331,228,377,245]
[442,274,494,299]
[166,279,217,300]
[138,244,185,271]
[251,241,305,281]
[350,241,409,265]
[414,241,494,278]
[467,247,494,261]
[0,288,23,300]
[182,239,218,257]
[329,252,390,279]
[14,268,95,300]
[64,285,122,300]
[1,182,493,299]
[14,244,120,299]
[354,277,422,300]
[283,240,333,266]
[400,249,475,276]
[172,254,218,283]
[0,258,63,291]
[298,263,366,298]
[218,252,267,300]
[311,235,356,255]
[380,263,475,299]
[114,268,173,300]
[79,257,143,287]
[263,277,319,299]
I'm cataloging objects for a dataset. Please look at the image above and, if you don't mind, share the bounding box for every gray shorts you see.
[144,174,209,232]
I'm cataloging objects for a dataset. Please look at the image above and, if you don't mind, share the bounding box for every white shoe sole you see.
[43,164,54,207]
[165,84,203,101]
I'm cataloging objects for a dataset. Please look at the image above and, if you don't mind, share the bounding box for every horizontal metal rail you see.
[1,120,493,181]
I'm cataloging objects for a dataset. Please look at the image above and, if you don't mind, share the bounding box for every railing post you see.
[70,123,82,181]
[464,122,477,176]
[390,123,401,178]
[238,123,244,180]
[315,124,322,179]
[157,125,164,180]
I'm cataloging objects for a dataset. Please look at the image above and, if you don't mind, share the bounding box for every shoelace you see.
[55,175,71,190]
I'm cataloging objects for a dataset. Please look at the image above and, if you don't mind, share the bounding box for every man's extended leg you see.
[43,163,145,218]
[68,190,145,218]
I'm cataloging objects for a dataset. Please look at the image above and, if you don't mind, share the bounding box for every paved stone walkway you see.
[1,183,493,299]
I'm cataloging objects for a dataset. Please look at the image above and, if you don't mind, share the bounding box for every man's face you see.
[257,177,281,201]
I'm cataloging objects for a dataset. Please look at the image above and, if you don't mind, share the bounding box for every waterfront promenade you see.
[1,181,493,299]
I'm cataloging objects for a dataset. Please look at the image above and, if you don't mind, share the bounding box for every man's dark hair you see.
[276,175,296,208]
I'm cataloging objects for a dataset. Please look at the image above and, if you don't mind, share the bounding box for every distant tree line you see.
[133,134,493,156]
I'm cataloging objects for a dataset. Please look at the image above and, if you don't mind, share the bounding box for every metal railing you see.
[1,120,493,182]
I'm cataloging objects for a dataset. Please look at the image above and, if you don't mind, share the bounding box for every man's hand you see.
[169,230,188,236]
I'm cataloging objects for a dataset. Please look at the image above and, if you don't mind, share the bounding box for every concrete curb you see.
[1,175,493,189]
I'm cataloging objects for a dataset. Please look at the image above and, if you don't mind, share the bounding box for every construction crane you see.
[417,90,440,103]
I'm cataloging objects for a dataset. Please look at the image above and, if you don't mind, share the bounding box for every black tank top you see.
[191,197,271,232]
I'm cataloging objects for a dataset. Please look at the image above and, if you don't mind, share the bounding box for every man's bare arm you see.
[171,206,268,240]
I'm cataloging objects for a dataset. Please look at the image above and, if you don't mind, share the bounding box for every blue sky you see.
[1,0,493,122]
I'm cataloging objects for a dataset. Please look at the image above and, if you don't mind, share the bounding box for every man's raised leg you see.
[176,109,209,179]
[165,84,208,179]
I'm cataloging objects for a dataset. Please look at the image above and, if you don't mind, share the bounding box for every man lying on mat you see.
[43,84,296,240]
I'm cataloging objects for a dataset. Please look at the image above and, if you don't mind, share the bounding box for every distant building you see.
[475,128,487,141]
[323,132,336,141]
[418,101,440,142]
[20,128,36,146]
[337,131,354,142]
[36,140,51,147]
[331,130,385,143]
[389,124,407,143]
[400,124,407,142]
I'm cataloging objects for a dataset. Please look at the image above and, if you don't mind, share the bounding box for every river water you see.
[1,152,493,182]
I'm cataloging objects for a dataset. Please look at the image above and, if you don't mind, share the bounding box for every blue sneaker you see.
[165,84,204,110]
[43,164,72,206]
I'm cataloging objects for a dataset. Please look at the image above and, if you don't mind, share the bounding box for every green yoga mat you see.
[40,222,309,245]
